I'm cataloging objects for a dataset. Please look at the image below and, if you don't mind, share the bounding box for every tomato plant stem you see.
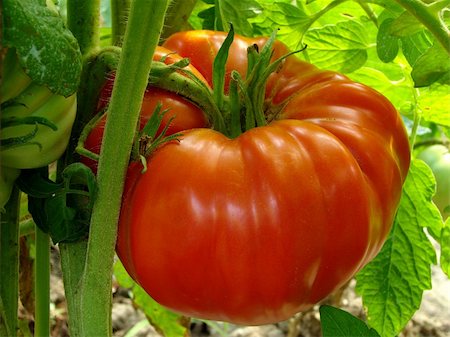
[78,0,169,335]
[59,241,87,337]
[0,187,20,337]
[111,0,131,46]
[161,0,197,41]
[393,0,450,55]
[34,226,50,337]
[67,0,101,54]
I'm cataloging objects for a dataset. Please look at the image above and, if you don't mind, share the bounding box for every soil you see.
[21,244,450,337]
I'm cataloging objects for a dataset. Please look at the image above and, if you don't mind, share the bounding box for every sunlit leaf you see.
[304,20,370,73]
[356,160,441,337]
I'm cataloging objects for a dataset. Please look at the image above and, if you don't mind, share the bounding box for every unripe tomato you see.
[418,144,450,219]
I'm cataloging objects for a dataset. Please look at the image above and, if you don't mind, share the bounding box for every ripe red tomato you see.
[115,31,410,324]
[83,46,208,171]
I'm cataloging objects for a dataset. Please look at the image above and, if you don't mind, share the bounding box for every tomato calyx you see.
[76,102,182,173]
[132,102,182,172]
[211,27,306,138]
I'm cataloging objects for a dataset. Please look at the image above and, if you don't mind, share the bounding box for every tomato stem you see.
[34,226,51,337]
[149,61,226,132]
[111,0,131,47]
[161,0,197,41]
[393,0,450,55]
[77,0,170,335]
[232,30,303,134]
[229,74,242,138]
[66,0,101,55]
[0,187,20,337]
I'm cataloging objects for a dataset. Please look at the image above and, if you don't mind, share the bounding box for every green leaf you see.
[356,160,441,337]
[198,6,216,30]
[320,305,380,337]
[17,163,97,244]
[304,20,370,73]
[400,30,433,67]
[219,0,263,36]
[114,261,190,337]
[15,168,63,198]
[417,83,450,127]
[196,0,262,36]
[389,10,424,37]
[441,218,450,277]
[411,43,450,87]
[252,2,311,49]
[377,19,399,63]
[2,0,82,97]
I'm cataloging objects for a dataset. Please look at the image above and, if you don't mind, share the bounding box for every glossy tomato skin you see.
[117,31,411,324]
[83,46,208,172]
[163,30,290,92]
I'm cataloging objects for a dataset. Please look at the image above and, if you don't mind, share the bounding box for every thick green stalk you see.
[0,186,20,337]
[34,227,50,337]
[161,0,197,41]
[78,1,170,335]
[393,0,450,55]
[67,0,101,54]
[59,241,87,337]
[111,0,131,46]
[59,3,102,336]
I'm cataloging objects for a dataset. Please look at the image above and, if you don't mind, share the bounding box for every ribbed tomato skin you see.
[115,31,410,324]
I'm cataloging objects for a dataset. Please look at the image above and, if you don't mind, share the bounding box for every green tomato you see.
[418,144,450,220]
[1,49,76,169]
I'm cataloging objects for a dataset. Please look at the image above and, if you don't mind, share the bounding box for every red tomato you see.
[163,30,289,92]
[116,31,410,324]
[82,46,209,171]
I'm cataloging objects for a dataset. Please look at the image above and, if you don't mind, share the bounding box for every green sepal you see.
[16,163,98,244]
[135,103,182,170]
[213,24,235,110]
